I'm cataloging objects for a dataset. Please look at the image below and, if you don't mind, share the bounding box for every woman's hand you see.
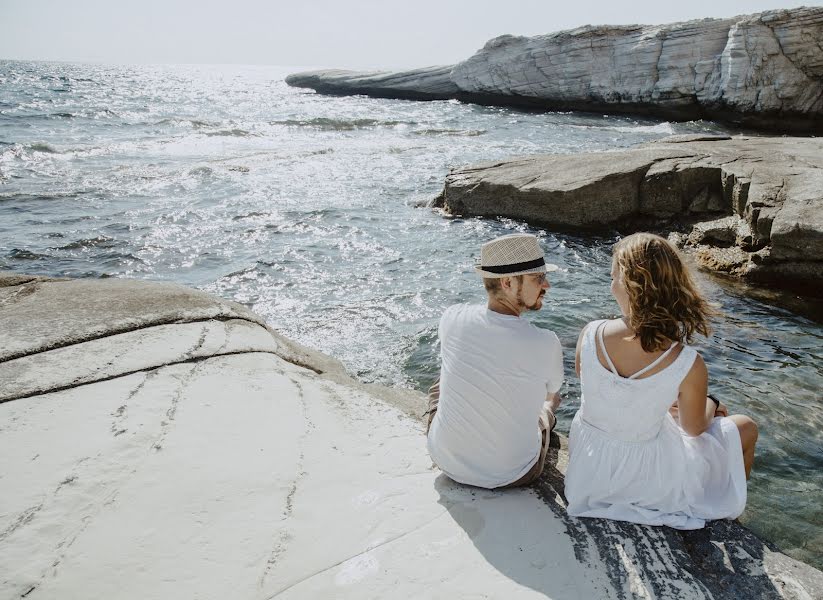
[714,402,729,417]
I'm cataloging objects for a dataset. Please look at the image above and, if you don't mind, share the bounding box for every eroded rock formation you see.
[285,65,459,101]
[286,7,823,132]
[431,135,823,290]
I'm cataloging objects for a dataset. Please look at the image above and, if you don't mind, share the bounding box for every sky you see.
[0,0,817,69]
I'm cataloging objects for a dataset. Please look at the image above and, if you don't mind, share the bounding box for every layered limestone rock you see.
[1,273,821,598]
[286,7,823,132]
[285,66,459,101]
[451,8,823,131]
[431,135,823,290]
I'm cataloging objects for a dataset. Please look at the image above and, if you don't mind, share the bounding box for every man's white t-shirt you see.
[427,303,564,489]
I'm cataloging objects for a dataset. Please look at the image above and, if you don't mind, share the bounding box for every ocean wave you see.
[1,113,52,122]
[232,211,272,221]
[27,142,61,153]
[7,248,51,260]
[98,252,145,267]
[204,128,256,137]
[91,108,119,118]
[153,118,216,128]
[149,118,255,137]
[56,235,118,250]
[271,117,416,131]
[571,121,675,134]
[222,265,259,279]
[412,128,486,137]
[40,75,71,83]
[615,122,674,134]
[0,192,81,203]
[187,166,214,176]
[0,141,69,157]
[5,111,79,119]
[387,146,424,154]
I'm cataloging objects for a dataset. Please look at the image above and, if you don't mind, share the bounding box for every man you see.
[426,233,564,489]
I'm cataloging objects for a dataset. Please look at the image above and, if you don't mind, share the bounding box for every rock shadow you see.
[434,433,814,599]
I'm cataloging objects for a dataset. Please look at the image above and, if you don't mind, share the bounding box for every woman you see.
[565,233,758,529]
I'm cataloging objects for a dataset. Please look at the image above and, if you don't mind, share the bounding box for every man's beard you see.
[516,289,545,311]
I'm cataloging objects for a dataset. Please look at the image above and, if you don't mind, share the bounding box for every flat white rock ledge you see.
[0,351,604,600]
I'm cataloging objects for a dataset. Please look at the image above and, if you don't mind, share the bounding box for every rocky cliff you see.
[1,273,822,598]
[286,7,823,132]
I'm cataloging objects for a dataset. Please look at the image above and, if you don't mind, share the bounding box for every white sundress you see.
[565,320,747,530]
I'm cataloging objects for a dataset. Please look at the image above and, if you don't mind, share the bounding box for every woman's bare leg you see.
[728,414,758,479]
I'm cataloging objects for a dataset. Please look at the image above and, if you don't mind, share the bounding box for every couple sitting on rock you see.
[426,232,758,529]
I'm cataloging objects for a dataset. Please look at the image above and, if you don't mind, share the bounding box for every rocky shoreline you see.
[2,272,822,598]
[287,7,823,133]
[430,135,823,292]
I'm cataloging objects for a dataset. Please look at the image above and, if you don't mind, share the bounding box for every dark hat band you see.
[479,257,545,274]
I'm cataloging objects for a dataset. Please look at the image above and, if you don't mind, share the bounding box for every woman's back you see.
[577,319,697,442]
[594,318,684,380]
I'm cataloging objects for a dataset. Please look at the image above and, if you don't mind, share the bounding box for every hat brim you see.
[475,263,559,278]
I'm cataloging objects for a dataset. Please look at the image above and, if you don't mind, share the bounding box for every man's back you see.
[427,304,563,488]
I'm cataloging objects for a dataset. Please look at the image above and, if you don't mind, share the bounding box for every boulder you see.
[286,8,823,133]
[431,136,823,290]
[1,273,821,598]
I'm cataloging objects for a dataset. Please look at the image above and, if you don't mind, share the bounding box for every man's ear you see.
[500,276,513,291]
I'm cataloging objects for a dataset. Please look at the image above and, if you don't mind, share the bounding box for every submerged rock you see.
[286,7,823,132]
[432,135,823,291]
[1,273,821,598]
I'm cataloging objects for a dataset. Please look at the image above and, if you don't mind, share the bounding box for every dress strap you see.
[596,321,620,375]
[596,320,680,379]
[630,341,679,379]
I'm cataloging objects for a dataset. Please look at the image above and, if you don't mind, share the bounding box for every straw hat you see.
[475,233,558,278]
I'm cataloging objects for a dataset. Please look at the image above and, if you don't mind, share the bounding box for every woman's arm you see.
[677,353,716,436]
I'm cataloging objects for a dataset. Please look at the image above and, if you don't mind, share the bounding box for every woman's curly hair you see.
[613,233,713,352]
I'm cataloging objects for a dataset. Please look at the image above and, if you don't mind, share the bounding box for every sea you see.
[1,61,821,569]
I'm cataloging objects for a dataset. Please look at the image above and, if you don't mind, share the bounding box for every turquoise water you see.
[1,61,820,569]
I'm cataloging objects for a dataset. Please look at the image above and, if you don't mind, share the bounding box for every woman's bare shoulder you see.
[681,351,707,384]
